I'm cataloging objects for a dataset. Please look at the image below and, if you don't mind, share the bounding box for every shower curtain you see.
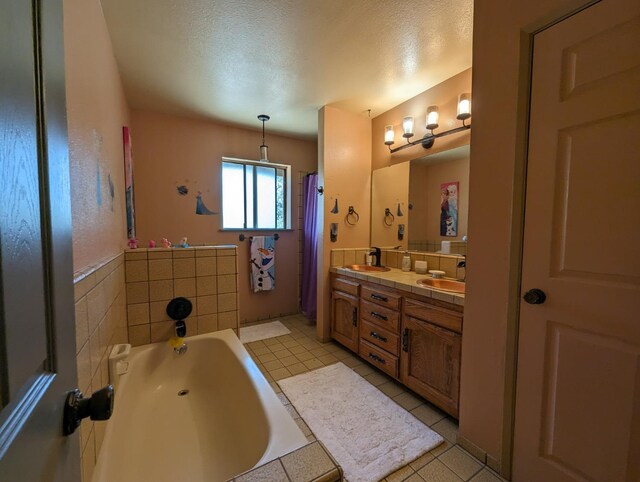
[301,173,318,320]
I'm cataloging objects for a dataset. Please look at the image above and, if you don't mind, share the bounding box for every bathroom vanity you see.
[330,268,463,418]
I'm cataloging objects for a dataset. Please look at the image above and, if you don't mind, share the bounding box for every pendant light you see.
[258,114,270,161]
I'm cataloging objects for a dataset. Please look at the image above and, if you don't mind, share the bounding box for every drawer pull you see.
[402,328,410,352]
[370,331,388,343]
[371,311,388,321]
[368,353,386,365]
[352,307,358,326]
[370,293,388,303]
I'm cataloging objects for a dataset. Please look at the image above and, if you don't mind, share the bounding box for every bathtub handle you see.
[63,385,114,436]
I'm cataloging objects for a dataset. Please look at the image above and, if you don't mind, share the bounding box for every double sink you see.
[343,265,465,294]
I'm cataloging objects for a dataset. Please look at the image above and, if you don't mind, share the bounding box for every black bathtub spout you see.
[175,320,186,338]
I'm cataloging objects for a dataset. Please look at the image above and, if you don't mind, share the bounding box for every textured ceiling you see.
[101,0,473,138]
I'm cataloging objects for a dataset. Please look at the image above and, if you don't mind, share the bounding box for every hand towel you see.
[250,236,276,292]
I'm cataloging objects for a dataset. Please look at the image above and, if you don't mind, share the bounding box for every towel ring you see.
[384,208,395,226]
[346,206,359,226]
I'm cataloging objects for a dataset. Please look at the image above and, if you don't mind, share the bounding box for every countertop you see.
[331,266,465,307]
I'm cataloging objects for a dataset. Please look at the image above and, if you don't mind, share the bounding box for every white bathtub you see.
[92,329,308,482]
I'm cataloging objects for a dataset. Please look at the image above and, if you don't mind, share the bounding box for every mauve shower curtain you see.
[301,173,318,320]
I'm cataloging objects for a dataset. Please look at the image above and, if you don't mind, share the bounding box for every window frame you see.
[220,157,292,231]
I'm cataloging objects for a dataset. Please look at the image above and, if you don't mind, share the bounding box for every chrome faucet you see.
[174,343,188,355]
[174,320,188,355]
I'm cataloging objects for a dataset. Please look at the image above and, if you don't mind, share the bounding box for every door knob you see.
[63,385,114,436]
[523,288,546,305]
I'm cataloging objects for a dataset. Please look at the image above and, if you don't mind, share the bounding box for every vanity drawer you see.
[360,300,400,332]
[404,298,462,333]
[331,276,359,297]
[361,285,401,310]
[359,340,398,378]
[360,320,400,356]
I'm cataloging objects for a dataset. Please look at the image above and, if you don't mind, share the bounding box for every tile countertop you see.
[331,266,465,307]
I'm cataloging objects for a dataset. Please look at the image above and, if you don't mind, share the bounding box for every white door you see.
[513,1,640,481]
[0,1,81,480]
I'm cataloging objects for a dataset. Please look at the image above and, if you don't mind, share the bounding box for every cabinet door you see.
[400,316,461,417]
[330,290,359,353]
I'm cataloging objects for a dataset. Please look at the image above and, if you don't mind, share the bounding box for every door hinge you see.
[402,328,410,352]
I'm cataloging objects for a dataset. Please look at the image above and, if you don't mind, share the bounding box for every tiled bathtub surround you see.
[74,253,128,481]
[330,248,465,280]
[408,240,468,255]
[124,246,239,345]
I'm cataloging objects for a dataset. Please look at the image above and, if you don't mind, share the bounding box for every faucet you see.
[174,320,188,355]
[369,247,382,267]
[457,255,466,281]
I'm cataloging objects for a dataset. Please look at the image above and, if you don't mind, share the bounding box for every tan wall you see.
[317,106,372,340]
[371,69,472,171]
[460,0,595,473]
[371,162,410,249]
[129,110,317,323]
[64,0,130,274]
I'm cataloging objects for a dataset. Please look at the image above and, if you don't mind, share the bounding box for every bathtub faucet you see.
[174,343,188,355]
[173,320,188,354]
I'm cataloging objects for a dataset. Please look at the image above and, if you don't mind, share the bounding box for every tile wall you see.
[408,240,468,255]
[124,246,239,345]
[73,253,128,481]
[330,248,466,280]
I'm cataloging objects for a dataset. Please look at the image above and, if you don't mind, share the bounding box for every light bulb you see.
[426,106,439,130]
[402,116,414,138]
[384,125,394,145]
[457,93,471,120]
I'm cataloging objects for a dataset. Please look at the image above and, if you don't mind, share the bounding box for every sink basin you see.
[344,264,391,272]
[417,278,465,294]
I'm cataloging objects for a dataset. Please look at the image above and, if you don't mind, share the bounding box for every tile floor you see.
[243,314,507,482]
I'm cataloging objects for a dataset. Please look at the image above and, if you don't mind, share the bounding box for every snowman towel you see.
[250,236,276,292]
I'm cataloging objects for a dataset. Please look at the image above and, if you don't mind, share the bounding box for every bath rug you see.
[278,362,443,482]
[239,321,291,343]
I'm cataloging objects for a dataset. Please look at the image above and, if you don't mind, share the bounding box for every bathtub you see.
[92,329,308,482]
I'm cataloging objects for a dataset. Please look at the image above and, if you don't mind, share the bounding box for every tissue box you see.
[415,260,428,274]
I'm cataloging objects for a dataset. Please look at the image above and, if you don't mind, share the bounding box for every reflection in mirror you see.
[371,145,469,255]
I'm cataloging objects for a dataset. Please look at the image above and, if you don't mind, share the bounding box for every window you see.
[221,158,291,230]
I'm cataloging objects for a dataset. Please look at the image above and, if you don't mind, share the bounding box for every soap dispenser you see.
[401,252,411,272]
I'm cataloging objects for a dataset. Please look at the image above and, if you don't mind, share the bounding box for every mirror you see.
[371,145,469,254]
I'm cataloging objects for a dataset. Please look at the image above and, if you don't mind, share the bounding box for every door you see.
[330,290,359,352]
[513,1,640,481]
[0,1,80,480]
[400,316,460,418]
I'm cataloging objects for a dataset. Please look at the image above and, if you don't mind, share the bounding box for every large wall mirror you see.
[371,145,469,254]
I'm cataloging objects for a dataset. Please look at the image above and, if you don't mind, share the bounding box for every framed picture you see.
[440,181,459,237]
[123,126,135,238]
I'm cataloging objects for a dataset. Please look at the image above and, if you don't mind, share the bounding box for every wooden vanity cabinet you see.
[330,275,360,353]
[358,285,401,378]
[401,298,462,418]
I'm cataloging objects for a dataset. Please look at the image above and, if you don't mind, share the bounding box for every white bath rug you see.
[239,321,291,343]
[278,362,443,482]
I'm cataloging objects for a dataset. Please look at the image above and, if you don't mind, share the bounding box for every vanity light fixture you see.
[258,114,270,161]
[385,93,471,154]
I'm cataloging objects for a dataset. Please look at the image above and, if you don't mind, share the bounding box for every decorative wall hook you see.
[346,206,359,226]
[384,208,395,226]
[330,198,339,214]
[317,186,324,195]
[397,203,404,217]
[330,223,338,242]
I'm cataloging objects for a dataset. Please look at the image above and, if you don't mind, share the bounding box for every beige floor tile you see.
[363,370,390,386]
[235,459,288,482]
[281,338,300,348]
[303,359,324,370]
[257,352,278,363]
[378,381,406,398]
[279,355,300,367]
[252,345,271,356]
[432,417,459,443]
[351,363,375,377]
[269,367,292,381]
[469,468,506,482]
[263,359,285,371]
[340,355,363,368]
[274,348,294,359]
[417,459,463,482]
[295,351,316,362]
[411,403,447,427]
[310,347,330,357]
[409,452,435,471]
[317,353,339,365]
[438,446,483,481]
[276,392,290,406]
[289,344,308,355]
[384,464,415,482]
[280,442,336,482]
[333,349,355,360]
[393,392,423,411]
[431,439,453,457]
[287,362,309,375]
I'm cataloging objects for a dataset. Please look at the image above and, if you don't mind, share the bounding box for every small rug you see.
[278,362,443,482]
[239,321,291,343]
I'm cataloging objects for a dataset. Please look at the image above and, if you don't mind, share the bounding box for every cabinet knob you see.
[523,288,546,305]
